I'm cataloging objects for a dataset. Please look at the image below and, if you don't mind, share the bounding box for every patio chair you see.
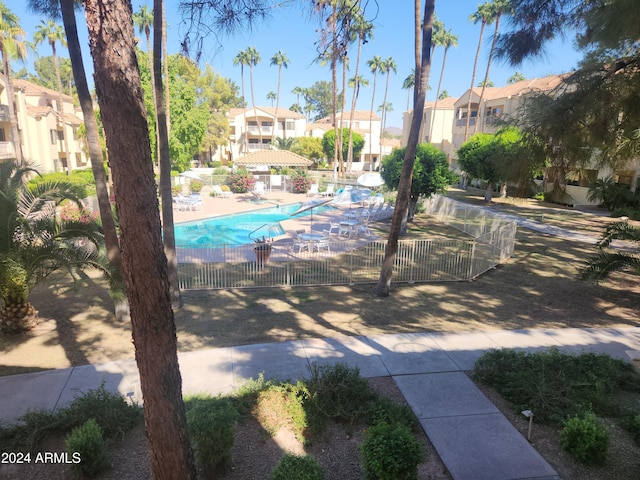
[319,184,335,197]
[212,185,232,198]
[253,182,266,197]
[307,183,319,196]
[290,230,310,253]
[189,194,203,211]
[322,222,341,236]
[314,236,331,253]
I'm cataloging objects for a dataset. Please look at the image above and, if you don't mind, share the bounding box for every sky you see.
[11,1,583,129]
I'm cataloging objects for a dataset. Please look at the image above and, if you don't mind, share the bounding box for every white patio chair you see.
[319,184,335,197]
[212,185,232,198]
[290,230,310,253]
[307,183,319,196]
[253,182,266,197]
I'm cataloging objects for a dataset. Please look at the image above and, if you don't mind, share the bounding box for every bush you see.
[291,170,312,194]
[367,397,416,430]
[185,395,239,476]
[270,453,324,480]
[611,207,640,220]
[66,418,109,477]
[256,382,311,443]
[189,180,203,193]
[171,184,183,196]
[360,422,424,480]
[60,384,142,440]
[621,414,640,444]
[28,171,95,198]
[227,169,255,193]
[560,413,609,465]
[306,363,376,425]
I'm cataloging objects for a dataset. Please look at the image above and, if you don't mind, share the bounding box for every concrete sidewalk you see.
[2,327,640,480]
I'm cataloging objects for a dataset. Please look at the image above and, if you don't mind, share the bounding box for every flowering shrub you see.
[227,169,256,193]
[60,202,99,224]
[291,170,312,194]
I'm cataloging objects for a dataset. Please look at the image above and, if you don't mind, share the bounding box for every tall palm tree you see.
[474,0,512,134]
[376,0,435,296]
[270,50,289,137]
[266,90,276,106]
[0,2,27,162]
[233,49,250,153]
[464,1,493,142]
[429,27,458,141]
[378,56,396,170]
[153,0,181,308]
[244,46,262,147]
[133,5,158,160]
[366,55,385,169]
[378,101,393,134]
[582,222,640,281]
[507,71,525,84]
[58,0,124,318]
[402,69,415,111]
[348,75,369,101]
[346,7,373,171]
[0,161,117,334]
[33,20,72,175]
[292,85,304,104]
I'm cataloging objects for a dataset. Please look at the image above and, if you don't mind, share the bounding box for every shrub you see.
[59,384,142,440]
[611,207,640,220]
[189,181,203,194]
[360,422,424,480]
[59,202,100,224]
[66,418,109,477]
[306,363,376,425]
[270,453,325,480]
[291,170,312,194]
[185,395,239,476]
[367,397,416,430]
[171,184,183,196]
[28,171,95,198]
[256,382,311,443]
[621,414,640,444]
[560,413,609,465]
[227,169,256,193]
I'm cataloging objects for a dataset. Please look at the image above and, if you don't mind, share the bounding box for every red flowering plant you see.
[291,170,312,194]
[227,169,256,193]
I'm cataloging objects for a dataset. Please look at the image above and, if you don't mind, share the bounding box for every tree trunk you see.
[154,0,182,309]
[375,0,434,297]
[429,45,449,141]
[347,35,363,171]
[60,0,128,322]
[145,28,160,164]
[249,64,263,147]
[0,301,38,334]
[275,65,281,138]
[464,20,485,142]
[51,42,73,176]
[368,72,377,171]
[162,1,170,138]
[82,1,196,478]
[474,14,501,134]
[2,50,23,162]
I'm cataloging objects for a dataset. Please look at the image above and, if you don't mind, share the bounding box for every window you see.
[354,121,360,129]
[50,129,57,145]
[286,121,295,130]
[0,128,5,142]
[262,121,272,127]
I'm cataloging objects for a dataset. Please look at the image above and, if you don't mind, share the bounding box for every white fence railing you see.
[177,195,517,290]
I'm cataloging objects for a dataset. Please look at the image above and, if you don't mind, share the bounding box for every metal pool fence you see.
[177,195,517,290]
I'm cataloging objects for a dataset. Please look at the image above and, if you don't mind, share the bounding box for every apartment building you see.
[401,96,458,159]
[0,75,87,171]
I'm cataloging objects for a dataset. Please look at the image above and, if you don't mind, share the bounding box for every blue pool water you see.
[175,203,329,246]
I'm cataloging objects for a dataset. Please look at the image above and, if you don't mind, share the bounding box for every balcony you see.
[0,141,16,160]
[456,118,476,127]
[248,143,272,151]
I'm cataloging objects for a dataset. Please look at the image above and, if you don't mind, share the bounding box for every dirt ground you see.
[1,193,638,376]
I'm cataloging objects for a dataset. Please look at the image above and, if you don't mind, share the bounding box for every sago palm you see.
[582,221,640,281]
[0,161,118,334]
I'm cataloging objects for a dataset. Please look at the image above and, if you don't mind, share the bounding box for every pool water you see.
[174,203,329,246]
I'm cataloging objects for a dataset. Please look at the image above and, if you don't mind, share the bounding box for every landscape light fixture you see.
[521,410,534,441]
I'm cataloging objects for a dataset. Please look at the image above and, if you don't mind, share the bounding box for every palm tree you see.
[0,161,117,334]
[507,72,525,84]
[582,222,640,281]
[244,46,262,147]
[233,49,250,153]
[348,75,369,101]
[439,90,450,99]
[34,20,72,175]
[366,55,385,169]
[57,0,125,319]
[346,8,373,171]
[133,5,158,160]
[377,101,393,134]
[266,90,276,106]
[402,69,415,111]
[429,27,458,141]
[271,136,297,151]
[376,0,435,296]
[0,2,27,162]
[475,0,512,134]
[378,56,396,170]
[292,85,304,104]
[270,50,289,137]
[464,1,493,142]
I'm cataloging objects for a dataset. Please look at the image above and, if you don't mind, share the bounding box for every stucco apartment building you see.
[0,75,87,171]
[228,106,397,172]
[402,74,640,204]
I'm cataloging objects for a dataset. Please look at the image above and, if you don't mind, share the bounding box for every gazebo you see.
[233,150,313,169]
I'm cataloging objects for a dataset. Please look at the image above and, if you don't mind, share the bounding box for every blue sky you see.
[12,1,582,128]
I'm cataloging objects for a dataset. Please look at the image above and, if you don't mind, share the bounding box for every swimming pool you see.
[174,203,329,246]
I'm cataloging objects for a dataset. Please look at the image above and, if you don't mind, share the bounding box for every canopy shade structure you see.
[234,150,313,167]
[332,188,372,205]
[179,171,204,181]
[357,173,385,187]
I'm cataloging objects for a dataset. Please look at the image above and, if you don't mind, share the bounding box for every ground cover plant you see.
[473,348,640,465]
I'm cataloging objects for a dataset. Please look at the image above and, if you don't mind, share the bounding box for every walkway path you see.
[2,327,640,479]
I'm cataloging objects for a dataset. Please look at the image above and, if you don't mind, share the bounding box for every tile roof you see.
[11,77,74,102]
[26,105,84,125]
[229,106,305,119]
[425,97,459,109]
[469,74,568,101]
[234,149,313,167]
[316,110,381,123]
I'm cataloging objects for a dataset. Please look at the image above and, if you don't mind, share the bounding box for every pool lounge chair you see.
[307,183,319,196]
[319,184,335,197]
[212,185,232,198]
[254,182,266,197]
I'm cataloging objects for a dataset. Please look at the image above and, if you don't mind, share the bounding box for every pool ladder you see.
[248,223,282,243]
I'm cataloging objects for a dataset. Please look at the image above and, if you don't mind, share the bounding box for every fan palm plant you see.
[0,161,118,334]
